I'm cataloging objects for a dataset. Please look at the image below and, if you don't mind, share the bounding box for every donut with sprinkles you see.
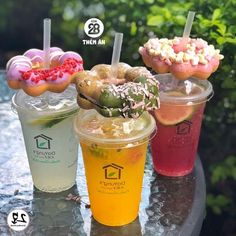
[139,37,224,80]
[6,47,83,96]
[75,63,160,118]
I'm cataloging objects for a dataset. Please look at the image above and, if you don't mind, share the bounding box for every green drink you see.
[12,86,79,192]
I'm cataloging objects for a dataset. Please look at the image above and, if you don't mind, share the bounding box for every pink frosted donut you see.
[6,47,83,96]
[139,37,224,80]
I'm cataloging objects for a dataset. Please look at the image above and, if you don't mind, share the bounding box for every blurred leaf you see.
[211,165,226,184]
[222,77,236,89]
[210,31,219,39]
[216,36,226,45]
[212,206,221,214]
[228,25,236,35]
[225,37,236,44]
[207,194,231,214]
[201,19,212,27]
[149,5,159,14]
[211,156,236,184]
[144,0,154,3]
[225,156,236,166]
[232,168,236,179]
[174,15,186,26]
[212,9,222,21]
[216,24,226,36]
[147,15,164,27]
[130,22,137,36]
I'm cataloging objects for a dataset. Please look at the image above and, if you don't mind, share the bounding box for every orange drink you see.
[74,109,156,226]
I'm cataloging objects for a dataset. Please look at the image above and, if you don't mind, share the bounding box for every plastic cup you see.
[151,74,213,177]
[74,109,156,226]
[12,86,79,192]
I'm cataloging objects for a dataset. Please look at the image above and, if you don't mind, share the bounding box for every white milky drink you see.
[12,86,79,192]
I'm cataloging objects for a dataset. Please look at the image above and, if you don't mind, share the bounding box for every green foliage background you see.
[0,0,235,234]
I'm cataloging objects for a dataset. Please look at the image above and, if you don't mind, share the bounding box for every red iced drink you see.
[151,74,213,176]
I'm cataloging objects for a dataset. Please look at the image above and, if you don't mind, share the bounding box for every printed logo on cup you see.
[34,134,52,149]
[176,120,192,135]
[103,163,124,180]
[99,163,127,194]
[32,134,58,163]
[7,209,30,231]
[83,18,105,45]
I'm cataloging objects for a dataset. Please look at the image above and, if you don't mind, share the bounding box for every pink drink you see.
[151,74,213,177]
[152,103,205,176]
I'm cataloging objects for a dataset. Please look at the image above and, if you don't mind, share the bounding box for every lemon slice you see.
[29,109,78,128]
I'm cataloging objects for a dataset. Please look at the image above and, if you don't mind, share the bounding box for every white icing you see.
[6,56,31,70]
[191,56,199,66]
[50,51,64,61]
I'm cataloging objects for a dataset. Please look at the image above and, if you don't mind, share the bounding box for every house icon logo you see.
[34,134,52,149]
[176,120,192,135]
[103,163,124,180]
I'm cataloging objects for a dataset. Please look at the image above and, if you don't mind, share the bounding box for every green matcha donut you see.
[75,63,160,118]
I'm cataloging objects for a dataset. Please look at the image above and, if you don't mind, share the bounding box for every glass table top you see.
[0,71,205,236]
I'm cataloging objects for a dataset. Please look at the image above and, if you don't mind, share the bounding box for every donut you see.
[75,63,160,118]
[6,47,83,96]
[139,37,224,80]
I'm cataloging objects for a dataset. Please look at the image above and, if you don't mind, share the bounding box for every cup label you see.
[98,163,129,194]
[169,135,194,148]
[176,120,192,135]
[167,120,195,148]
[32,134,59,163]
[22,121,77,167]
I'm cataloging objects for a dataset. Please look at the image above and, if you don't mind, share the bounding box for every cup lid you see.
[12,85,78,117]
[155,74,213,104]
[74,109,156,146]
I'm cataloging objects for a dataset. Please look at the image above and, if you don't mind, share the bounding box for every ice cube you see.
[23,88,77,111]
[134,116,146,131]
[24,96,48,111]
[184,80,193,95]
[122,120,135,134]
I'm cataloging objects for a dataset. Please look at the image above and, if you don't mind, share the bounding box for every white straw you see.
[182,11,195,39]
[43,18,51,69]
[111,32,123,78]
